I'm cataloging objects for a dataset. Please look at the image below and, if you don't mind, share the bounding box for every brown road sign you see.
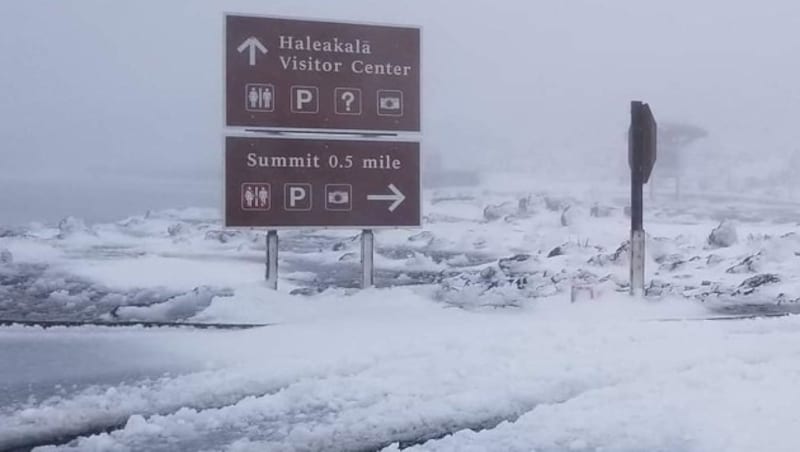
[225,14,421,132]
[225,137,420,228]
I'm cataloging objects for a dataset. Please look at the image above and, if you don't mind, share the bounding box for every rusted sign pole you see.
[628,101,657,297]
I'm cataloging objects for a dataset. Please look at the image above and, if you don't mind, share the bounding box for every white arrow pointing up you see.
[367,184,406,212]
[237,37,268,66]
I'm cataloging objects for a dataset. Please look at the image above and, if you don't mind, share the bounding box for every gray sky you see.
[2,1,799,223]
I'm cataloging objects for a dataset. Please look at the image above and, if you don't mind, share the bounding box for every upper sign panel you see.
[226,15,421,132]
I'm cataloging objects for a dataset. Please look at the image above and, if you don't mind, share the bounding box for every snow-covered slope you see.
[2,172,800,451]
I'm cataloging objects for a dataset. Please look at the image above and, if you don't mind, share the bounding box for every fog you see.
[2,0,800,225]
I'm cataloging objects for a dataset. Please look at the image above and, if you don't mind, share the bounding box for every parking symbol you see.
[241,183,270,211]
[245,84,274,112]
[284,183,312,211]
[291,86,319,114]
[334,88,362,115]
[377,90,403,117]
[325,184,353,211]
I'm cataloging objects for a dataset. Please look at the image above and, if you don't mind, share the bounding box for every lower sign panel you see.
[225,137,420,228]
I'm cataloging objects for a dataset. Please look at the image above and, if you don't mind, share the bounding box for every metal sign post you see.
[628,101,657,297]
[224,14,422,290]
[361,229,375,288]
[266,230,279,289]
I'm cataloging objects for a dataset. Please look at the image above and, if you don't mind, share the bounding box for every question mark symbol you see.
[341,91,355,112]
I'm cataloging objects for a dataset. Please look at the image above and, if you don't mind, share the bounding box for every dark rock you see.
[547,246,564,258]
[726,253,762,274]
[736,274,780,295]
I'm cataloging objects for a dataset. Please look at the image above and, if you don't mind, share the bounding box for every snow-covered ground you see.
[3,172,800,451]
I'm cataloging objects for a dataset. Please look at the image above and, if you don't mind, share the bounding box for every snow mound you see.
[56,216,96,239]
[708,220,738,248]
[0,249,12,264]
[111,286,234,322]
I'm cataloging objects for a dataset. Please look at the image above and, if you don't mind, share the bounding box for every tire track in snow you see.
[43,354,627,452]
[0,362,378,452]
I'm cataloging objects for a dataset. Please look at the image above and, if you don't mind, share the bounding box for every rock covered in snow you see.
[167,223,187,237]
[544,196,567,212]
[735,274,780,295]
[0,226,25,238]
[56,216,96,239]
[0,249,12,264]
[517,196,533,215]
[436,258,606,309]
[482,202,516,222]
[338,252,358,262]
[656,254,686,272]
[547,246,565,258]
[112,286,233,322]
[408,231,435,245]
[726,253,763,274]
[590,204,615,218]
[204,230,241,243]
[588,241,630,266]
[498,254,539,276]
[708,220,738,248]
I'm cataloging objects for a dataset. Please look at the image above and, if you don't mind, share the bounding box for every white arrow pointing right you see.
[367,184,406,212]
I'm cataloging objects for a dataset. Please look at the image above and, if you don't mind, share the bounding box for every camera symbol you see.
[328,190,349,205]
[379,97,401,110]
[325,184,352,211]
[377,90,404,117]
